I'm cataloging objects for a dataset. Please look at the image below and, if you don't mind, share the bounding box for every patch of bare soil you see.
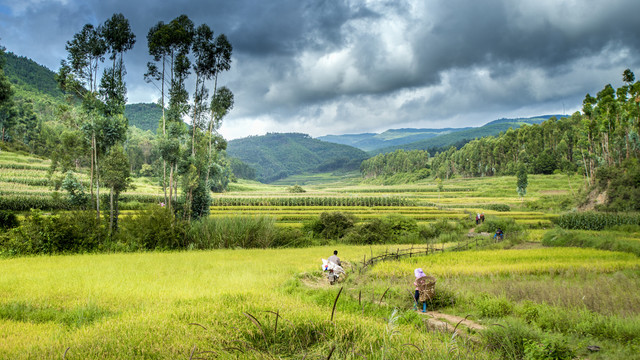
[416,311,485,341]
[539,190,568,195]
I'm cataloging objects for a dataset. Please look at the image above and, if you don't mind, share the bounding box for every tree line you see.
[0,13,236,236]
[431,70,640,183]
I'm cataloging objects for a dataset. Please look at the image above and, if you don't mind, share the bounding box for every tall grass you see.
[188,215,277,249]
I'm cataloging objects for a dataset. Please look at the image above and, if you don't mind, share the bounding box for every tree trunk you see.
[168,164,173,211]
[95,143,100,221]
[109,186,114,234]
[90,133,94,199]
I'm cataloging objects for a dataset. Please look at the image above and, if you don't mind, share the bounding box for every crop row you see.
[0,163,51,171]
[209,213,469,221]
[210,196,415,207]
[0,177,53,187]
[333,187,474,193]
[553,212,640,230]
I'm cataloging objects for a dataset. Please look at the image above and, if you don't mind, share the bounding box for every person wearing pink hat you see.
[413,268,427,312]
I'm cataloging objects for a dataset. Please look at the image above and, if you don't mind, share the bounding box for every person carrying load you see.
[413,268,436,312]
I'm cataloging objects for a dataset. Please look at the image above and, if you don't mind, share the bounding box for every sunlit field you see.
[0,245,492,359]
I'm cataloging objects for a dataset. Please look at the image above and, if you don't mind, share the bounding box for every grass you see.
[0,246,492,359]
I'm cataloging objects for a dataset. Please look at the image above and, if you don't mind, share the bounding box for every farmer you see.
[494,228,504,240]
[328,250,341,266]
[480,213,485,223]
[413,268,427,312]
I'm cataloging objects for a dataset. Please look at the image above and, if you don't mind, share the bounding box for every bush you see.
[486,203,511,212]
[287,185,306,193]
[419,219,465,240]
[475,294,513,318]
[116,206,189,250]
[0,211,19,230]
[483,318,541,360]
[524,335,575,360]
[305,212,356,239]
[342,215,420,245]
[475,217,523,236]
[0,210,107,255]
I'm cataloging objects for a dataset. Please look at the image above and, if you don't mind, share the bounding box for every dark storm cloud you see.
[1,0,640,139]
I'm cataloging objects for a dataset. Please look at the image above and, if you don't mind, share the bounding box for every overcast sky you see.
[1,0,639,140]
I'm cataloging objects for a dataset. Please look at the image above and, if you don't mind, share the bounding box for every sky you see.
[1,0,640,140]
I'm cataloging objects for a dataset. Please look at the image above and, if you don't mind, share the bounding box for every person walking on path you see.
[414,268,427,312]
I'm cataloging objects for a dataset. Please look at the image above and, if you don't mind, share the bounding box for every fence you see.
[358,235,503,272]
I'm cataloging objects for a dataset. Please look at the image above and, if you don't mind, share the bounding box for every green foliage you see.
[229,157,256,180]
[187,215,276,249]
[287,184,306,193]
[116,206,189,250]
[0,210,19,230]
[517,163,528,197]
[343,215,420,245]
[475,294,513,318]
[485,203,511,212]
[483,318,541,360]
[0,301,109,328]
[475,217,524,241]
[124,103,162,133]
[210,196,413,207]
[553,212,640,230]
[61,171,88,207]
[0,210,106,255]
[541,228,640,256]
[226,133,369,183]
[523,335,575,360]
[360,149,429,180]
[306,211,356,239]
[419,218,465,240]
[595,158,640,211]
[371,116,552,155]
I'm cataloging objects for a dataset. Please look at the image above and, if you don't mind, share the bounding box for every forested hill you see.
[3,52,64,100]
[5,52,160,132]
[369,115,561,155]
[124,103,162,132]
[227,133,369,183]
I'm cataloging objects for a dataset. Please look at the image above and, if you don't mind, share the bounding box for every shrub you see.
[486,203,511,212]
[475,294,513,318]
[116,206,189,250]
[305,212,356,239]
[342,215,420,245]
[287,185,306,193]
[0,210,107,255]
[0,211,19,230]
[524,335,575,360]
[419,219,465,240]
[475,217,523,236]
[483,318,541,360]
[61,171,89,207]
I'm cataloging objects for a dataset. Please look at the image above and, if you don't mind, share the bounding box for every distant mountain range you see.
[227,133,369,183]
[318,115,564,154]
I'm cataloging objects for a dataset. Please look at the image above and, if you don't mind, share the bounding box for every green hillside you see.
[124,103,162,133]
[226,133,369,183]
[370,116,562,155]
[3,52,64,101]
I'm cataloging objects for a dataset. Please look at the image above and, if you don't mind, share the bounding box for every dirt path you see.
[415,310,485,341]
